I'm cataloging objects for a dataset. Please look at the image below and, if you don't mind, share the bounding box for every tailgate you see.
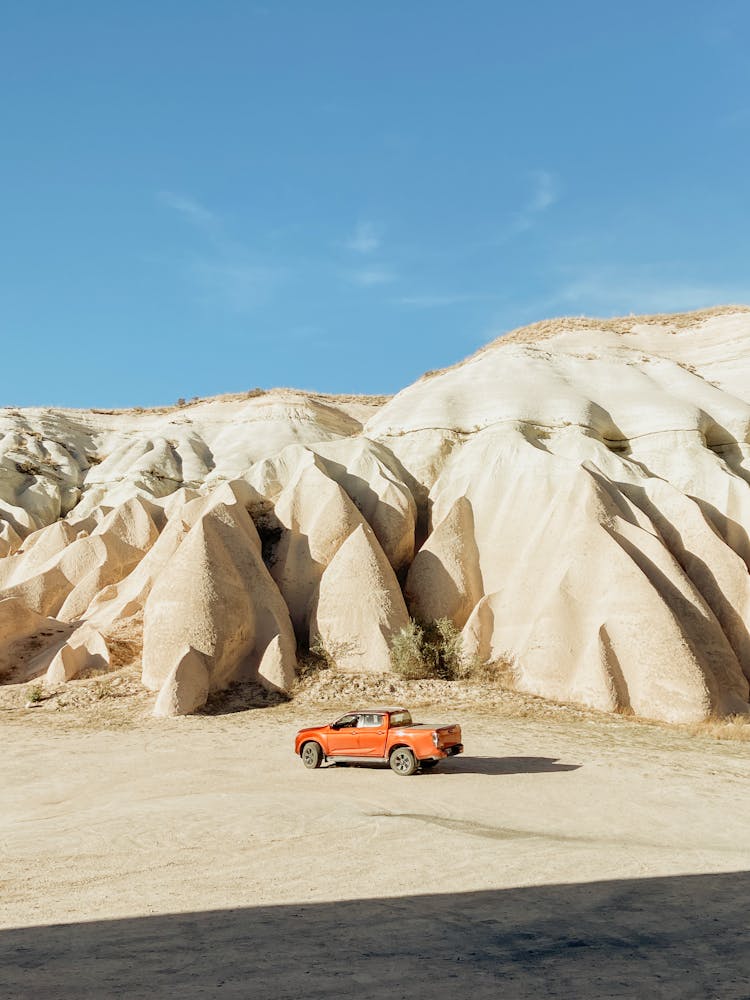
[435,724,462,748]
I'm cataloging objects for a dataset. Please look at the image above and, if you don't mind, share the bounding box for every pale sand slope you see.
[1,705,749,998]
[2,306,750,723]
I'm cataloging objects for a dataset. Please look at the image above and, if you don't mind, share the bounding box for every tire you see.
[301,742,323,769]
[389,747,417,776]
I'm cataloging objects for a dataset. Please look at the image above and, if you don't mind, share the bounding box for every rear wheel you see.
[301,742,323,769]
[389,747,417,776]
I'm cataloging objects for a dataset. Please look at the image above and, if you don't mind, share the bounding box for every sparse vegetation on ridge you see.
[415,305,750,381]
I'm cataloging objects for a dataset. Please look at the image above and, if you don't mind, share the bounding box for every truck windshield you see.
[389,710,412,726]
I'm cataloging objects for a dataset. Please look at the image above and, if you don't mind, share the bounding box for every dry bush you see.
[313,636,358,671]
[106,637,141,669]
[686,715,750,742]
[391,618,464,681]
[296,636,362,679]
[456,653,517,686]
[14,460,38,475]
[248,499,284,568]
[296,638,332,679]
[92,679,115,700]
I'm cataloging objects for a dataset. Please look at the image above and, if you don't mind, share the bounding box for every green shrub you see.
[27,683,44,704]
[391,617,465,680]
[431,618,464,679]
[391,620,429,679]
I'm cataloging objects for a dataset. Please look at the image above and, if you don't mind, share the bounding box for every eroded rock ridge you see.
[2,308,750,723]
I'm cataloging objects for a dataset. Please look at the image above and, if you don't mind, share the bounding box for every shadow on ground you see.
[325,756,580,775]
[3,873,749,999]
[196,681,289,716]
[438,755,581,775]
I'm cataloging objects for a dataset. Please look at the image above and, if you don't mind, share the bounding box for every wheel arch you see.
[300,738,325,757]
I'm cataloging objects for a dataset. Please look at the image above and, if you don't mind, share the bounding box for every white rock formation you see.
[405,496,483,629]
[1,306,750,722]
[45,624,110,684]
[0,497,159,620]
[260,457,367,638]
[0,598,66,680]
[311,523,410,672]
[141,491,297,714]
[152,647,210,718]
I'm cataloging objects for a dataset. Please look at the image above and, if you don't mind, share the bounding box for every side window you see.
[389,710,412,727]
[358,714,384,728]
[335,714,358,729]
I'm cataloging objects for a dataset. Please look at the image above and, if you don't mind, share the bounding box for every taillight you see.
[432,732,440,747]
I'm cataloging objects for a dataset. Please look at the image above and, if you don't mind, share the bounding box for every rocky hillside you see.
[2,306,750,723]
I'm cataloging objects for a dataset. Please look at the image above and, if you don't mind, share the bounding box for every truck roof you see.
[344,706,408,715]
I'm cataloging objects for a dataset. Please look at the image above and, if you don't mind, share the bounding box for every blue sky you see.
[2,1,749,407]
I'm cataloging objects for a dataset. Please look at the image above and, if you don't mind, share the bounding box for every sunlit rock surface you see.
[2,308,750,721]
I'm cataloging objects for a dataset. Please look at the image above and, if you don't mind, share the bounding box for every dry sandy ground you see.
[1,698,750,999]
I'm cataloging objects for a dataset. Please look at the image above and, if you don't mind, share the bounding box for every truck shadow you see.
[434,755,581,776]
[323,756,581,775]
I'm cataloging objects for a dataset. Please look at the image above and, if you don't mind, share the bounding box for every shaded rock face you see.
[1,307,750,722]
[46,625,110,684]
[405,496,483,630]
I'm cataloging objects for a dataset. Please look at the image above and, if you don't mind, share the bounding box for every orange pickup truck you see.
[294,707,463,776]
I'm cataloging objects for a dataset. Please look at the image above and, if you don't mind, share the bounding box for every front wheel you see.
[301,742,323,769]
[389,747,417,776]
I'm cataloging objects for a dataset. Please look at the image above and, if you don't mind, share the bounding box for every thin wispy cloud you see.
[511,169,561,233]
[528,170,560,212]
[192,260,283,313]
[349,268,396,287]
[548,269,750,315]
[396,293,478,308]
[344,221,382,254]
[158,190,218,229]
[157,190,284,313]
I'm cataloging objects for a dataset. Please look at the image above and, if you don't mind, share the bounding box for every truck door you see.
[326,714,360,755]
[356,713,387,757]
